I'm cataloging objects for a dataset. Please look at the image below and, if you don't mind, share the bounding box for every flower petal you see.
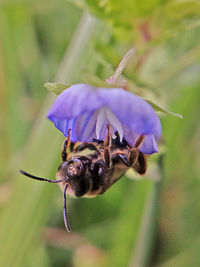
[96,108,106,139]
[47,84,103,119]
[47,83,161,154]
[140,135,158,154]
[95,107,124,141]
[105,108,123,141]
[75,111,98,141]
[97,88,161,138]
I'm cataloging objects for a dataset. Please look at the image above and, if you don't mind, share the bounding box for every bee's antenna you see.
[19,169,63,183]
[63,184,71,232]
[20,169,71,231]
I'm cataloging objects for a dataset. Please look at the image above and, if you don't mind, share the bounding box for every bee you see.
[20,126,147,232]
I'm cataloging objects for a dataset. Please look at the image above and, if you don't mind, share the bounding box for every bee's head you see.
[57,158,85,182]
[57,158,90,198]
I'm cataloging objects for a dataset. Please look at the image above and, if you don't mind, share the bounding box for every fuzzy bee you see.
[20,126,147,232]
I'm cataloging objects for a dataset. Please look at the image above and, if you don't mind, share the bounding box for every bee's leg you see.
[103,125,112,168]
[133,152,147,175]
[111,151,138,167]
[131,135,147,174]
[103,124,111,148]
[133,135,145,149]
[112,150,147,174]
[127,149,139,166]
[127,135,145,166]
[103,147,111,168]
[61,129,74,161]
[69,142,76,152]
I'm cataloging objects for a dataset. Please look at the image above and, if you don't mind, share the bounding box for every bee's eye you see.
[75,180,90,197]
[67,159,84,178]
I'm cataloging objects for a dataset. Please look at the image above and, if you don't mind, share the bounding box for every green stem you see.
[106,48,135,84]
[129,156,163,267]
[129,181,162,267]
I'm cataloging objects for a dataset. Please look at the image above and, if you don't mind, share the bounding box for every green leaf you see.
[44,82,71,95]
[145,99,184,119]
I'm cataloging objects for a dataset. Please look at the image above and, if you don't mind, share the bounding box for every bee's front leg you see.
[61,129,76,161]
[127,148,139,166]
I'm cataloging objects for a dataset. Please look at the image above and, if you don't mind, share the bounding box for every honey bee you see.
[20,126,147,232]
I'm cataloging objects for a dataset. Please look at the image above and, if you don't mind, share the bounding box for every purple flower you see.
[47,84,161,154]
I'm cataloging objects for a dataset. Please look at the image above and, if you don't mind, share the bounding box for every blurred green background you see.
[0,0,200,266]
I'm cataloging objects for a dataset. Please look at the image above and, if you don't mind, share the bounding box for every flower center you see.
[95,107,124,141]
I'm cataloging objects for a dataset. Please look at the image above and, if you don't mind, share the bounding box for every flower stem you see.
[106,48,135,85]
